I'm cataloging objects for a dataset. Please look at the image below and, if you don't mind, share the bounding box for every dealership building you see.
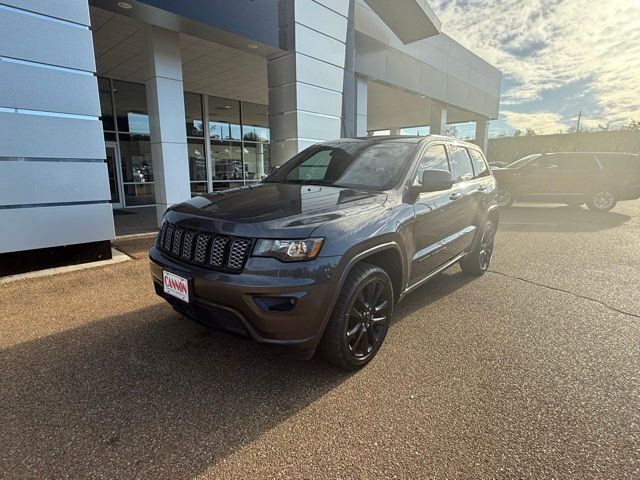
[0,0,501,265]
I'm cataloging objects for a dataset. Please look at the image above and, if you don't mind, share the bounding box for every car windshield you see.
[264,141,416,190]
[507,154,541,169]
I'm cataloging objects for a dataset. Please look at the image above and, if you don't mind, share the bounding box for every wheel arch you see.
[353,247,404,303]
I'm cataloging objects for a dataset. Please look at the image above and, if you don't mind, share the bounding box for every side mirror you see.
[414,169,453,193]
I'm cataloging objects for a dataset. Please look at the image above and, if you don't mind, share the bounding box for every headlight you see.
[253,238,324,262]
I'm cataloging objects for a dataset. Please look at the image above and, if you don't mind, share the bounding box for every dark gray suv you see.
[149,136,499,370]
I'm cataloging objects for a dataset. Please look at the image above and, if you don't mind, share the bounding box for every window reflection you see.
[184,92,204,137]
[242,102,270,142]
[243,142,270,180]
[211,141,244,190]
[118,134,155,206]
[208,97,241,140]
[98,77,114,131]
[100,79,272,204]
[113,80,149,134]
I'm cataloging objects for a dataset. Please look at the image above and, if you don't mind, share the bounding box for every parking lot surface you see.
[1,202,639,479]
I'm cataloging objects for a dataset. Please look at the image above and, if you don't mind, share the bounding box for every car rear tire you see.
[496,188,514,208]
[321,263,393,371]
[587,191,617,211]
[460,221,495,276]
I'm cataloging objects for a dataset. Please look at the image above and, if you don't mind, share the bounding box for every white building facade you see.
[0,0,501,263]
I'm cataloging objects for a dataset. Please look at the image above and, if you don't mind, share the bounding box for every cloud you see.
[499,111,570,133]
[430,0,640,126]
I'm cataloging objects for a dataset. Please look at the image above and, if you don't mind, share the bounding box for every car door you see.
[444,144,478,252]
[544,154,601,200]
[519,154,600,201]
[410,143,461,283]
[467,146,493,229]
[513,154,559,198]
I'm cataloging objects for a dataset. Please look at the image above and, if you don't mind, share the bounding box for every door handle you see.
[449,192,462,200]
[477,185,487,191]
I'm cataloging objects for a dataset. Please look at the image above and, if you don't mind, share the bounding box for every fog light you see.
[254,296,296,312]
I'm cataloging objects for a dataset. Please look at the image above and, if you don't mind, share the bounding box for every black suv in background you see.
[492,152,640,211]
[149,136,499,370]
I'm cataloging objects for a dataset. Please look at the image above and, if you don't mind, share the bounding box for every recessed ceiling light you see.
[117,2,133,9]
[247,44,259,49]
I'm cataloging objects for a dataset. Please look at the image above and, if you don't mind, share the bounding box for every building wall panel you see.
[0,113,105,159]
[0,161,110,206]
[0,7,95,71]
[0,60,100,116]
[0,2,113,253]
[0,204,115,253]
[2,0,90,25]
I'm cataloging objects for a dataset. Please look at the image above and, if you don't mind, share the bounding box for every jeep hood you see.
[166,182,388,238]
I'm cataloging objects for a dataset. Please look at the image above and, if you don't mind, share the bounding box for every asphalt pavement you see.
[1,201,638,479]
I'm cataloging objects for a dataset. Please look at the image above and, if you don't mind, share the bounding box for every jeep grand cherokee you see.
[149,136,499,370]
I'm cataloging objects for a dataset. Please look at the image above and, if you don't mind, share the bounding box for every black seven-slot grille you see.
[157,221,253,272]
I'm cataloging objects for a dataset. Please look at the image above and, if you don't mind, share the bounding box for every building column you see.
[355,76,368,136]
[475,118,489,153]
[429,102,447,135]
[268,0,351,165]
[144,25,190,227]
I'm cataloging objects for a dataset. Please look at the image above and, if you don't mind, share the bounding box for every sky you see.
[427,0,640,137]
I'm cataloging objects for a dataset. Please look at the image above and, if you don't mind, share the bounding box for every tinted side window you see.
[543,154,599,171]
[468,148,490,178]
[448,145,475,182]
[415,144,449,185]
[286,150,332,180]
[598,155,639,170]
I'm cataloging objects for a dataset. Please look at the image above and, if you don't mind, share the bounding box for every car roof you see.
[349,134,479,146]
[541,152,639,156]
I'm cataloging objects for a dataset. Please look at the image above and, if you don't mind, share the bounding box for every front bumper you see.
[149,246,341,357]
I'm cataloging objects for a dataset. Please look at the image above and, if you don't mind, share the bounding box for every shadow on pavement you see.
[0,268,473,479]
[0,303,347,478]
[499,205,631,232]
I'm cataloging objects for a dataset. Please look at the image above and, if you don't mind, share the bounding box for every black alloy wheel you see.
[478,222,495,271]
[345,278,390,359]
[460,220,496,275]
[321,263,393,370]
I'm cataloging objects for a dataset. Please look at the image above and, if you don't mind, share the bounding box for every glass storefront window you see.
[114,80,149,134]
[211,140,244,189]
[185,92,204,137]
[243,142,270,181]
[188,139,207,197]
[241,102,270,142]
[99,79,272,204]
[118,134,155,206]
[190,182,208,197]
[208,96,241,141]
[98,77,114,131]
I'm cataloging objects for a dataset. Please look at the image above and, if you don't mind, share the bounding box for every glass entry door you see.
[105,142,124,208]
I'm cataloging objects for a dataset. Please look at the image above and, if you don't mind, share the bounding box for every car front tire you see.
[460,221,496,275]
[321,263,393,371]
[587,190,617,211]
